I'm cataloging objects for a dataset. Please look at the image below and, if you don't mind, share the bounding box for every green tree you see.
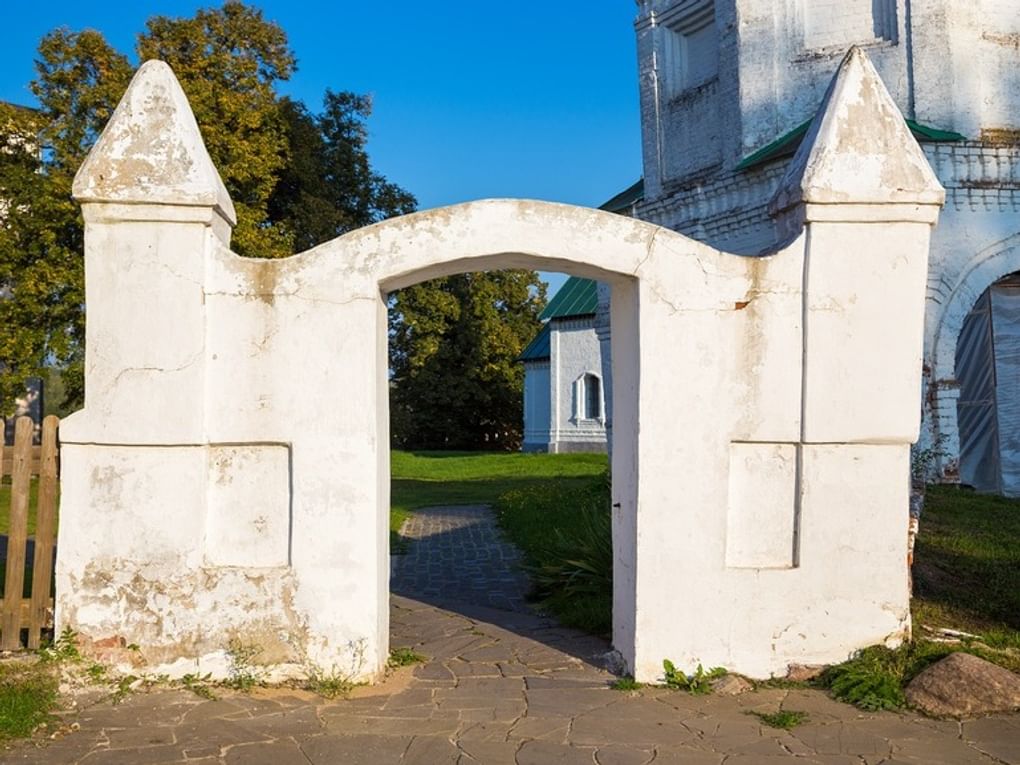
[389,271,547,450]
[138,0,296,258]
[0,31,131,409]
[1,2,415,411]
[269,92,417,251]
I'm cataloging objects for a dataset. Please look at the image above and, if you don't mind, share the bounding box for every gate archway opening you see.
[370,236,643,671]
[385,265,622,655]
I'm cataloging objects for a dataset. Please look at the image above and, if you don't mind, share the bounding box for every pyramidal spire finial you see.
[73,60,236,226]
[770,47,945,216]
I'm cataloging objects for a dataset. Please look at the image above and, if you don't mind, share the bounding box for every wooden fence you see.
[0,415,58,649]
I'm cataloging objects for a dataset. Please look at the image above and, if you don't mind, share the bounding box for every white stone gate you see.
[57,49,944,682]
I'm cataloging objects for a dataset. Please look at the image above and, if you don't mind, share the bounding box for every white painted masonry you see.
[632,0,1020,488]
[58,51,941,683]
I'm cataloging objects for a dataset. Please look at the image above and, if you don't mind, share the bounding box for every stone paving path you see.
[391,505,531,613]
[5,597,1019,764]
[3,506,1019,764]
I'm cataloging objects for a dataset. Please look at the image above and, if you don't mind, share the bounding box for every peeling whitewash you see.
[58,49,943,684]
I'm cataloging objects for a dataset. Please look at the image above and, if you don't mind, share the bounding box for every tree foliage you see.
[390,271,547,451]
[0,1,415,411]
[269,92,417,251]
[138,1,296,258]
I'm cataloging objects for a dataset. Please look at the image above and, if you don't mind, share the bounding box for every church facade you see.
[585,0,1020,492]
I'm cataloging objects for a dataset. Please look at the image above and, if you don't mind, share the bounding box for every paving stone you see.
[961,715,1020,763]
[720,756,862,764]
[223,739,313,765]
[169,717,275,749]
[886,734,1010,765]
[457,701,527,722]
[594,743,655,764]
[299,733,414,764]
[78,743,189,763]
[790,721,893,758]
[391,505,531,613]
[524,687,616,718]
[402,734,461,763]
[779,689,869,721]
[516,739,598,764]
[324,714,460,737]
[526,675,609,690]
[508,715,571,742]
[230,706,325,736]
[414,662,456,683]
[457,720,515,742]
[447,659,503,678]
[648,746,725,765]
[456,739,521,764]
[569,699,694,747]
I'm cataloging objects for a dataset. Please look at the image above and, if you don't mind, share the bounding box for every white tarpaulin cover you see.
[956,280,1020,496]
[991,284,1020,496]
[957,289,999,492]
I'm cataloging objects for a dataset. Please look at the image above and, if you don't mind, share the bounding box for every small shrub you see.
[820,645,908,711]
[749,709,808,729]
[610,676,643,691]
[388,647,426,668]
[38,627,81,663]
[304,667,356,699]
[110,675,138,705]
[225,639,266,692]
[180,673,218,700]
[662,660,726,695]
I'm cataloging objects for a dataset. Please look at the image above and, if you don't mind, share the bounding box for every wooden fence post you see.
[2,417,33,649]
[28,416,59,649]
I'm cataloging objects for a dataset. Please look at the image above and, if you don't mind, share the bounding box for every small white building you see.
[520,276,607,453]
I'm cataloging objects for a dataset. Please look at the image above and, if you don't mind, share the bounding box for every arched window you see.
[575,373,602,421]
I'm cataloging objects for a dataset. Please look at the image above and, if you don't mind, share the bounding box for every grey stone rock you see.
[905,652,1020,718]
[710,674,754,696]
[786,663,825,682]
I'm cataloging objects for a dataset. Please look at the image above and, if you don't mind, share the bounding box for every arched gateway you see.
[58,51,944,683]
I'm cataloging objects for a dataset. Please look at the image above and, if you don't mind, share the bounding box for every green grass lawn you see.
[496,474,612,634]
[0,661,57,743]
[0,480,42,538]
[389,450,607,550]
[912,485,1020,651]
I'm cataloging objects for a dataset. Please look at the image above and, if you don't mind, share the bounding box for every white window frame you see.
[573,371,604,423]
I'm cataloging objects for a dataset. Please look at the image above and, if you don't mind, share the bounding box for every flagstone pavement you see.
[3,505,1018,764]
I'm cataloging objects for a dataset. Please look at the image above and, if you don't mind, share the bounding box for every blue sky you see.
[0,2,644,296]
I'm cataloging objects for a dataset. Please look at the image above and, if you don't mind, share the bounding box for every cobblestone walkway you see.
[5,597,1019,764]
[391,505,532,613]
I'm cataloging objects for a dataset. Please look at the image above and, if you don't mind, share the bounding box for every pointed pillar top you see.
[770,47,945,217]
[73,60,236,226]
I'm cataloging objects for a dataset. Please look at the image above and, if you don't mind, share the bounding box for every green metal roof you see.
[539,276,598,321]
[736,116,966,172]
[518,324,551,362]
[600,179,644,213]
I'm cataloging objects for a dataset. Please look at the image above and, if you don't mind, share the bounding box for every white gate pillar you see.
[622,47,945,681]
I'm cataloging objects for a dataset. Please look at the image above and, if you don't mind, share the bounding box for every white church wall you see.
[635,1,1020,487]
